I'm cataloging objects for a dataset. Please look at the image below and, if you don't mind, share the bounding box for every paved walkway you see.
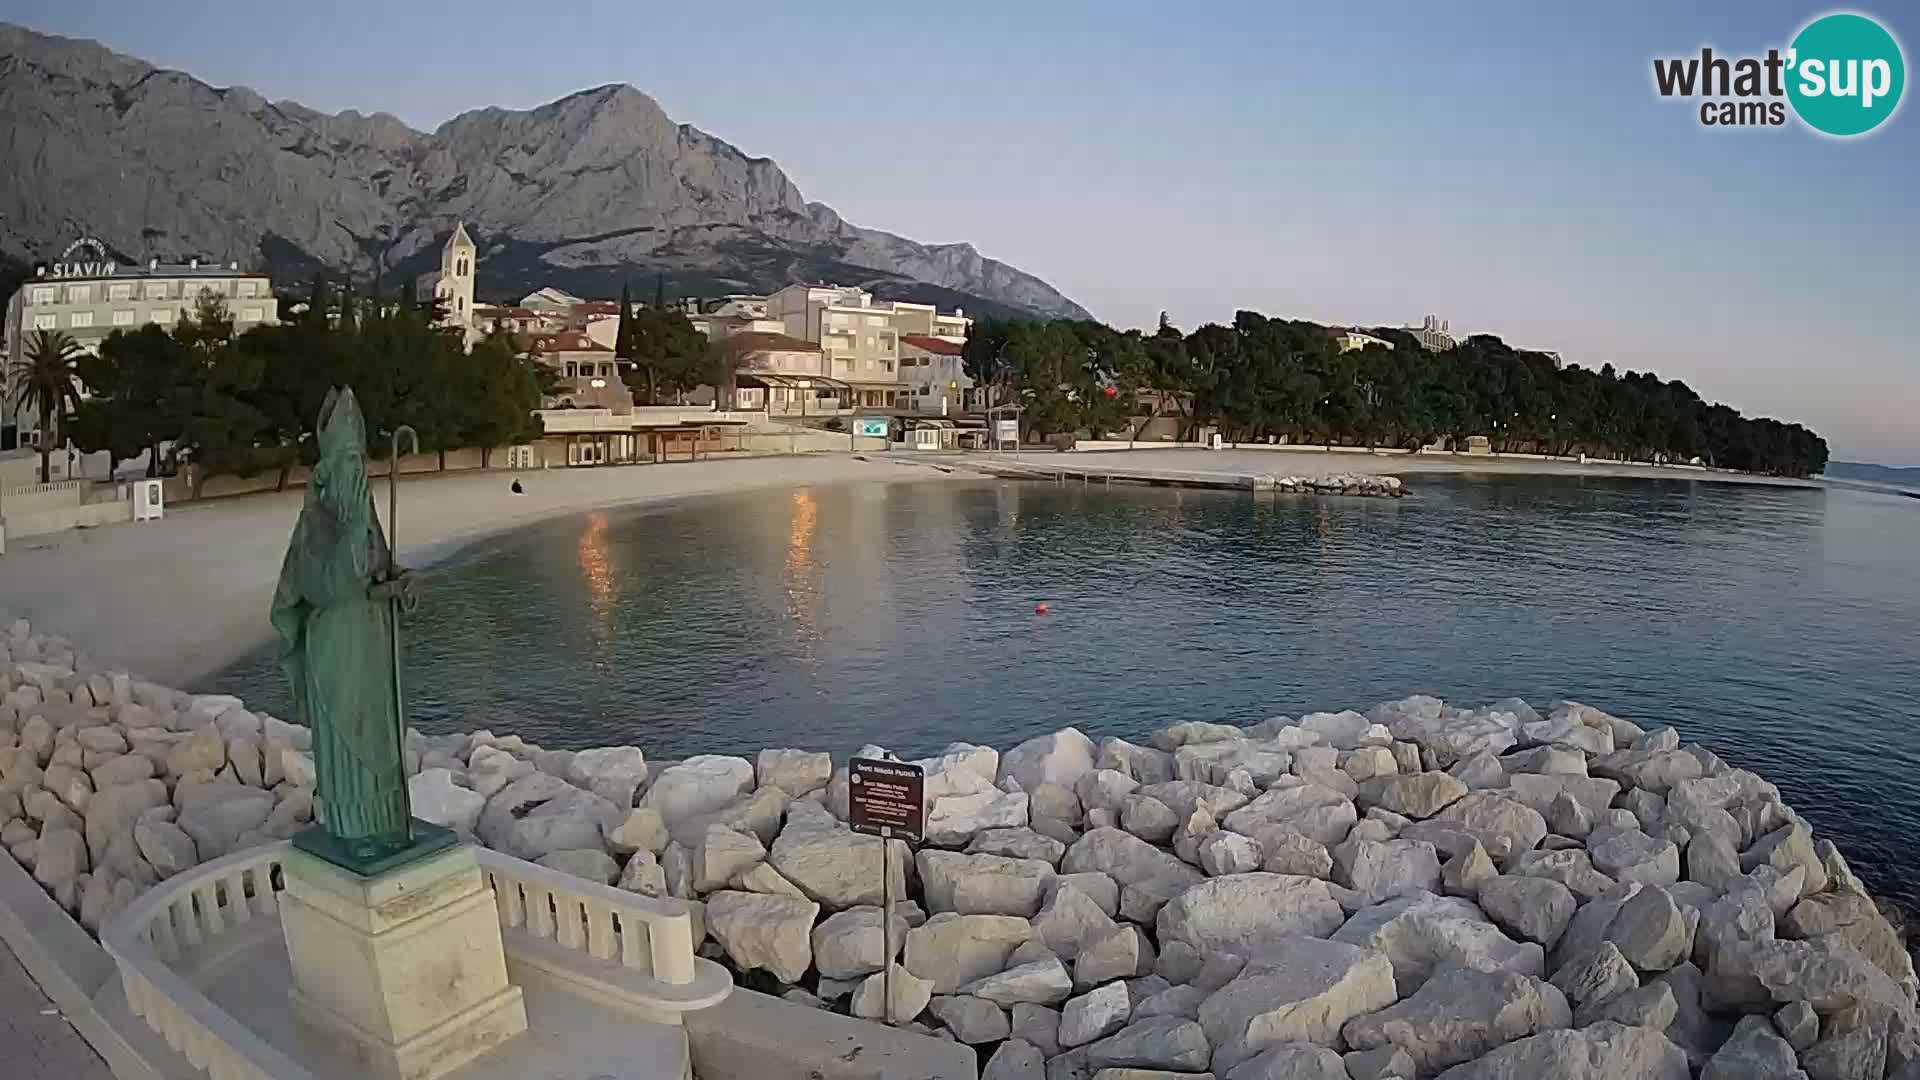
[0,936,113,1079]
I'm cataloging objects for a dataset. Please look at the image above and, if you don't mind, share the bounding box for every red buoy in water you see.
[1035,602,1050,615]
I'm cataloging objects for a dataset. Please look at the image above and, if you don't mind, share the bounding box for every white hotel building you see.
[3,239,278,448]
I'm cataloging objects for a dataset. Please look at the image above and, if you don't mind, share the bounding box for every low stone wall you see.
[3,613,1916,1080]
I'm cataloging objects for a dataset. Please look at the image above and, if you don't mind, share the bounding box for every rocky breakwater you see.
[4,613,1917,1080]
[1264,473,1405,497]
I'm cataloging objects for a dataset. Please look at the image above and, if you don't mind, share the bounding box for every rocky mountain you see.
[0,22,1090,320]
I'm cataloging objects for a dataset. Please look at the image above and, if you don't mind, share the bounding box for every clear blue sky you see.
[7,0,1917,463]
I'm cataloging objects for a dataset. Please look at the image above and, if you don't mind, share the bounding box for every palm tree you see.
[8,329,88,483]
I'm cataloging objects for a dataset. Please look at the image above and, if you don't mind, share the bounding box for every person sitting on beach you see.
[510,479,525,495]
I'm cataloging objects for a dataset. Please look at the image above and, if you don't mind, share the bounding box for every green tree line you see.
[53,279,551,494]
[962,310,1828,478]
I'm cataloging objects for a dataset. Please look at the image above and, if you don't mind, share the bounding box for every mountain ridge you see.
[0,22,1091,320]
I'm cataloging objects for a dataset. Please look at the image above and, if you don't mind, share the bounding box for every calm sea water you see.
[216,475,1920,910]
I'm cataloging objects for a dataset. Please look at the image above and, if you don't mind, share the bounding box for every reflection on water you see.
[218,476,1920,911]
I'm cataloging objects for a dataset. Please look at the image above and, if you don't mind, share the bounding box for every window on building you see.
[109,283,133,300]
[67,285,91,303]
[33,313,57,330]
[146,282,168,299]
[458,258,468,276]
[237,281,258,297]
[69,311,94,328]
[31,286,55,304]
[150,308,174,324]
[457,297,464,312]
[241,307,264,322]
[566,363,578,378]
[113,309,135,326]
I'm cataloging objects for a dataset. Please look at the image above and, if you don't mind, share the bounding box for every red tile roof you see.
[901,335,964,356]
[515,330,610,353]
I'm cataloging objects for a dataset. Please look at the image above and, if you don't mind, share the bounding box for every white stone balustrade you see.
[101,840,729,1079]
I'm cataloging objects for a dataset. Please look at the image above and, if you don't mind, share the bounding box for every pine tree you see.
[615,280,634,360]
[653,274,666,311]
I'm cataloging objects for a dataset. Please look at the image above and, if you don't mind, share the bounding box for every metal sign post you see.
[848,757,925,1025]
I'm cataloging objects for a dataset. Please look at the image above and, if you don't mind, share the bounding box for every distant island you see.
[1824,461,1920,490]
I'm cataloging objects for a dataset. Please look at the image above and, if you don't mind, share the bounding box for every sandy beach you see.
[0,453,958,689]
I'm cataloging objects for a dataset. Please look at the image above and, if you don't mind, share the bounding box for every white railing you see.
[477,849,698,985]
[102,840,728,1080]
[103,844,308,1080]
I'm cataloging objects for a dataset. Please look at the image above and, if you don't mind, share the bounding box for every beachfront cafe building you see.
[519,329,746,467]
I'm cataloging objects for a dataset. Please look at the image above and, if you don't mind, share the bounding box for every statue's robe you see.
[270,488,410,855]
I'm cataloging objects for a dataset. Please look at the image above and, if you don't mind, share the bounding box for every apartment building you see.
[764,283,972,409]
[898,335,975,415]
[1407,314,1457,352]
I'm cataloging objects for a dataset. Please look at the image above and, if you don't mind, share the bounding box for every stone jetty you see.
[3,614,1916,1080]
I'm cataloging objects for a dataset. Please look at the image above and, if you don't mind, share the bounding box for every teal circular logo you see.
[1787,13,1905,136]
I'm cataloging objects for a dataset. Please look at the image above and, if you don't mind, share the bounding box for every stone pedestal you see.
[281,841,527,1080]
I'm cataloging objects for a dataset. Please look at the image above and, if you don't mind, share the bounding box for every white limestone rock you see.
[973,826,1069,866]
[1332,892,1545,996]
[930,993,1011,1043]
[1175,739,1293,788]
[1477,876,1576,949]
[535,848,620,885]
[1548,941,1638,1008]
[766,803,907,909]
[926,786,1031,846]
[175,783,274,861]
[693,824,767,893]
[82,777,169,860]
[477,773,618,861]
[1076,927,1145,990]
[1588,826,1681,887]
[1000,728,1098,792]
[1604,885,1696,973]
[705,889,818,984]
[1059,982,1131,1048]
[407,768,484,835]
[1507,848,1616,900]
[1137,780,1251,820]
[1097,738,1176,785]
[1333,838,1441,903]
[1157,873,1345,961]
[754,748,832,797]
[904,912,1036,992]
[1295,710,1371,751]
[1740,821,1829,899]
[1084,1016,1212,1072]
[1197,938,1397,1070]
[640,755,754,829]
[1198,830,1264,877]
[964,956,1075,1006]
[1590,748,1703,795]
[1340,967,1571,1076]
[1221,1043,1348,1080]
[465,745,531,797]
[603,807,669,855]
[1356,773,1468,820]
[565,746,649,808]
[1063,827,1204,890]
[982,1039,1047,1080]
[132,817,197,879]
[1151,722,1246,753]
[850,963,934,1023]
[811,906,909,980]
[32,827,89,888]
[1119,795,1179,844]
[1034,884,1120,960]
[616,850,666,897]
[1402,792,1547,863]
[1342,1045,1416,1080]
[1439,840,1498,899]
[1432,1021,1687,1080]
[1699,1014,1804,1080]
[1222,784,1357,847]
[1575,982,1677,1030]
[919,850,1056,917]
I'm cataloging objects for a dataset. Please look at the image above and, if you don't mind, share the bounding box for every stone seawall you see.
[3,613,1916,1079]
